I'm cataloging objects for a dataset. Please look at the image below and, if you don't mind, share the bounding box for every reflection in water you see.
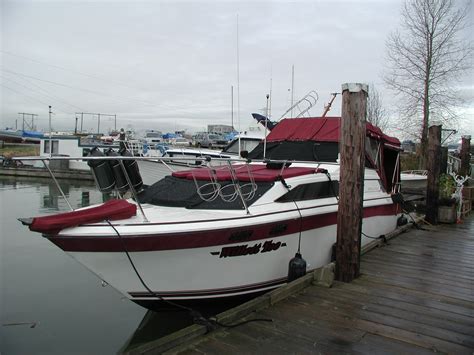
[102,191,114,202]
[24,177,113,211]
[119,310,193,352]
[81,191,90,207]
[42,183,69,208]
[1,175,147,355]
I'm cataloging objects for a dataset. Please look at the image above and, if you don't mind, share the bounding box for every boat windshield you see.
[138,176,273,210]
[248,141,339,162]
[223,138,261,154]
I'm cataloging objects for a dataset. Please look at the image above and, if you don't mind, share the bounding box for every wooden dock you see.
[127,216,474,354]
[0,166,93,181]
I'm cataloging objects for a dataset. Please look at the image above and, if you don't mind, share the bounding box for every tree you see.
[366,84,390,131]
[384,0,472,168]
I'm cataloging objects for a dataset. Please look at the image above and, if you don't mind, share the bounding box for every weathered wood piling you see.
[425,125,442,224]
[336,83,367,282]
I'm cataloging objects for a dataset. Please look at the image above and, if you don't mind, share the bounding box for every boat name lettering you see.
[229,230,254,242]
[270,223,288,236]
[216,240,284,258]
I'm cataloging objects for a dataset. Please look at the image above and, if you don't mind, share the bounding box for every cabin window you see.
[364,179,383,193]
[276,181,339,202]
[43,140,59,154]
[365,137,380,168]
[378,179,386,192]
[248,141,339,162]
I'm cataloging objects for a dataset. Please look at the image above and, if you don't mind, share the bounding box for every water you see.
[0,176,196,354]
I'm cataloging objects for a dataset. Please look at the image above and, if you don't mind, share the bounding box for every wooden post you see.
[459,135,471,177]
[440,146,448,175]
[335,83,367,283]
[425,125,442,224]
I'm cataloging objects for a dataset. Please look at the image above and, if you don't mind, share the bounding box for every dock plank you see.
[150,216,474,354]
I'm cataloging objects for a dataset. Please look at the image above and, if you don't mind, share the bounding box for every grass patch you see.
[0,144,39,158]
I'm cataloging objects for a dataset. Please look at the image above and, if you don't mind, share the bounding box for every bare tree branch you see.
[383,0,472,168]
[366,84,390,131]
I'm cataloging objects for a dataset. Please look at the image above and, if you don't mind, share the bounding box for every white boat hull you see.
[59,204,396,303]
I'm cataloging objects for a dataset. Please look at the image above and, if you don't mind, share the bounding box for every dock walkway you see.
[164,217,474,354]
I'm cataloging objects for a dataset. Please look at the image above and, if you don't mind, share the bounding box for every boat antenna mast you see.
[321,92,339,118]
[236,14,241,156]
[290,65,295,117]
[264,94,270,159]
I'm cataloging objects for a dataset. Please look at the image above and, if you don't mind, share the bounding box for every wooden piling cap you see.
[341,83,368,93]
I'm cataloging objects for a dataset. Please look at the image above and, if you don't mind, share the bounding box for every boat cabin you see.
[248,117,401,192]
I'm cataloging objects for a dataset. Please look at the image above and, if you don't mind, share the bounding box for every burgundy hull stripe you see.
[129,277,288,299]
[48,204,396,252]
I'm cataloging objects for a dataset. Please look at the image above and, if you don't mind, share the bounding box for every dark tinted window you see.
[44,140,59,154]
[248,141,339,162]
[139,176,274,210]
[276,181,339,202]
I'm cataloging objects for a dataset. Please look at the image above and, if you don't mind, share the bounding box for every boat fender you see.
[288,252,307,282]
[397,215,408,226]
[119,147,144,192]
[331,243,337,262]
[87,147,116,192]
[105,148,129,193]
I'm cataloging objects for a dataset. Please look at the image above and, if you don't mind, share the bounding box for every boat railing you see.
[124,140,169,158]
[191,160,258,212]
[401,170,428,176]
[222,162,257,203]
[279,90,319,120]
[192,164,221,202]
[447,154,462,175]
[12,155,335,220]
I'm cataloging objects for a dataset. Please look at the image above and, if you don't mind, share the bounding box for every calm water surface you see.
[0,176,194,354]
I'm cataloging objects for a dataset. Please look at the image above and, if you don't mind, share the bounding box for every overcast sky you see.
[1,0,473,140]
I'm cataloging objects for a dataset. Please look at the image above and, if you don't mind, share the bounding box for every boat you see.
[38,134,119,171]
[18,116,402,309]
[0,128,23,143]
[21,130,44,143]
[400,170,428,195]
[131,128,266,185]
[0,128,44,144]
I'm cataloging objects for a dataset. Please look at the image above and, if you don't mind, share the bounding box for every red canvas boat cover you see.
[28,199,137,234]
[172,164,319,182]
[267,117,400,147]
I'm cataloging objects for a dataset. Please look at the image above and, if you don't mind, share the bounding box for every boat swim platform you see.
[124,215,474,355]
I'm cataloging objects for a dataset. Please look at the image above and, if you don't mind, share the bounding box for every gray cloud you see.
[1,0,472,138]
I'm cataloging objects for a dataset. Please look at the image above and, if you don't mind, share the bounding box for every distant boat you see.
[22,130,44,143]
[132,130,266,185]
[0,129,44,144]
[0,129,23,143]
[400,170,427,195]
